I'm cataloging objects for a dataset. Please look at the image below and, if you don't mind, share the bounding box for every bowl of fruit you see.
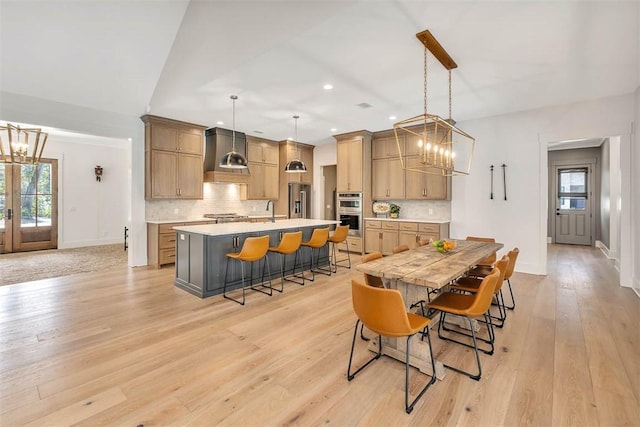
[433,239,455,253]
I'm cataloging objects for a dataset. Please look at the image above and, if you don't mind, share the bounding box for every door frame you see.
[551,159,595,245]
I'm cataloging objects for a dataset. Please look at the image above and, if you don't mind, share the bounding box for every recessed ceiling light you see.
[323,83,333,90]
[331,128,337,132]
[389,115,397,120]
[287,137,294,141]
[217,121,224,125]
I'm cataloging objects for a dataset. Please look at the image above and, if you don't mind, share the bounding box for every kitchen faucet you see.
[266,200,275,223]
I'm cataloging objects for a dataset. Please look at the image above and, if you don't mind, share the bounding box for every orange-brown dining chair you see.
[360,251,384,288]
[300,227,331,281]
[328,225,351,273]
[268,231,304,291]
[468,248,519,310]
[450,255,510,328]
[466,236,497,267]
[223,235,272,305]
[427,268,500,381]
[347,279,437,414]
[392,244,410,254]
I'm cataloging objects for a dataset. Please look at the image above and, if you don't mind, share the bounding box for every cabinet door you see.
[372,159,389,199]
[262,144,279,165]
[372,158,404,200]
[404,156,425,199]
[336,141,350,192]
[151,124,178,151]
[372,136,401,159]
[263,163,279,199]
[247,162,265,199]
[424,169,448,200]
[177,154,203,199]
[381,229,398,255]
[178,129,203,155]
[151,151,177,198]
[299,145,314,183]
[348,139,363,191]
[398,231,418,249]
[364,228,381,253]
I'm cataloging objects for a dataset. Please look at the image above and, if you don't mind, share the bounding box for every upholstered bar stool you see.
[468,248,519,310]
[268,231,304,291]
[300,227,331,281]
[223,235,272,305]
[328,225,351,273]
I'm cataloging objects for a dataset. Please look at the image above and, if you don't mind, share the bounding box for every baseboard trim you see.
[595,240,611,258]
[59,239,124,249]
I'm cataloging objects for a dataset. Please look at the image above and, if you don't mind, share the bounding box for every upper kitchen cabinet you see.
[279,141,314,184]
[371,133,404,200]
[246,136,279,200]
[404,133,450,200]
[142,115,206,200]
[335,131,371,193]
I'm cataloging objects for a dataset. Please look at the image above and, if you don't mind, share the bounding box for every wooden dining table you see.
[355,239,504,380]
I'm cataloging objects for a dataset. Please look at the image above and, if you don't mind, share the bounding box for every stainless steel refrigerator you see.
[288,183,311,219]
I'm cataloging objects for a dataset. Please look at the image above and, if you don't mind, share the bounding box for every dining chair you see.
[427,268,501,381]
[360,251,384,288]
[347,279,437,413]
[392,244,410,254]
[223,235,273,305]
[468,248,519,310]
[450,255,510,328]
[466,236,497,267]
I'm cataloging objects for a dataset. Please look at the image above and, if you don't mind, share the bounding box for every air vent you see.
[357,102,373,109]
[253,130,264,134]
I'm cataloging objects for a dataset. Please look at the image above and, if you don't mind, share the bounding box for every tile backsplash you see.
[371,199,450,221]
[145,183,270,221]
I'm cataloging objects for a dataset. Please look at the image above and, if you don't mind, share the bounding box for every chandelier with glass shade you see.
[394,29,475,177]
[0,123,48,164]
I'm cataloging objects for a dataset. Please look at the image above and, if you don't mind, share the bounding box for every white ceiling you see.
[1,1,638,145]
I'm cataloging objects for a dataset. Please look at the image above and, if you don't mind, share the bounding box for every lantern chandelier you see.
[0,123,48,164]
[394,29,475,176]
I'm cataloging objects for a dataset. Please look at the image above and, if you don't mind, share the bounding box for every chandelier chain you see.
[423,46,428,115]
[448,70,452,120]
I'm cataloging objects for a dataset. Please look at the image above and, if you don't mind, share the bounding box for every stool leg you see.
[287,249,305,286]
[223,258,246,306]
[311,243,332,277]
[250,256,273,296]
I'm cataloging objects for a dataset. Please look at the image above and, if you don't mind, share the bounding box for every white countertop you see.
[247,214,288,220]
[364,217,450,224]
[173,219,340,237]
[146,218,217,225]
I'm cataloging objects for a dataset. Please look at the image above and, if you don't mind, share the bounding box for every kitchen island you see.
[173,219,339,298]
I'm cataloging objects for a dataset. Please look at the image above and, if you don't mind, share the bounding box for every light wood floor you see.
[1,245,638,426]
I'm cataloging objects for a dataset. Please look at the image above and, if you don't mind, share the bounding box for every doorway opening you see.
[323,165,337,221]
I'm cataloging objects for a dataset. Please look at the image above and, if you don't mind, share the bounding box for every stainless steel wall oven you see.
[337,192,362,237]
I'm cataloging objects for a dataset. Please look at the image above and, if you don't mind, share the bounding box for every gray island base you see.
[173,219,339,298]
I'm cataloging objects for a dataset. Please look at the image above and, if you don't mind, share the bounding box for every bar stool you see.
[300,227,331,281]
[223,235,272,305]
[328,225,351,273]
[392,244,410,254]
[268,231,304,291]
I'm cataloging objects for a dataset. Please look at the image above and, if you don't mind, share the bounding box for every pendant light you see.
[220,95,248,169]
[284,115,307,173]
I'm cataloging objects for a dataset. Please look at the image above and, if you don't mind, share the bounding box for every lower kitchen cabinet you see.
[364,220,399,255]
[364,219,449,255]
[147,221,214,268]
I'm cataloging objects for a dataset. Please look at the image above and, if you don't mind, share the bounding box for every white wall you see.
[633,86,640,295]
[45,136,129,248]
[313,144,337,219]
[454,94,634,278]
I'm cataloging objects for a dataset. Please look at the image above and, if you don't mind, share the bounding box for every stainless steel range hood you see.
[204,127,250,183]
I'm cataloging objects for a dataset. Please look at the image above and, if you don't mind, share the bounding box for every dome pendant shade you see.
[220,150,248,169]
[284,114,307,173]
[220,94,248,169]
[284,158,307,173]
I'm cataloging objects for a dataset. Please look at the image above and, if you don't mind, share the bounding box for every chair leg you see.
[504,278,516,310]
[438,313,483,381]
[223,259,246,306]
[330,239,352,273]
[359,323,370,342]
[439,312,494,354]
[405,328,437,414]
[250,256,273,296]
[287,250,305,286]
[347,320,382,380]
[311,244,332,277]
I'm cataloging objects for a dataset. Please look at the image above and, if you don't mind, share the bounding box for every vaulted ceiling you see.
[1,1,638,145]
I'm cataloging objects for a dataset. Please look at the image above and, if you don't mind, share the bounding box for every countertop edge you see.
[363,217,450,224]
[173,219,340,236]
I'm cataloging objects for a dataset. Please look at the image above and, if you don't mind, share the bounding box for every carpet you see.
[0,244,128,286]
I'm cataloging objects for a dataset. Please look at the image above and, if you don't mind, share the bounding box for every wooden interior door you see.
[1,159,58,253]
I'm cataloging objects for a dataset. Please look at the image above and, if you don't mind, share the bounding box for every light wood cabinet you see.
[372,135,403,159]
[142,115,206,200]
[336,138,363,192]
[280,141,314,184]
[365,219,449,254]
[148,221,214,268]
[404,156,449,200]
[246,137,279,200]
[372,157,405,200]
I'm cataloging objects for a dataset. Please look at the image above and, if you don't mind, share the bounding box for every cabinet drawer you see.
[366,220,382,229]
[159,233,177,249]
[418,223,440,234]
[159,223,183,233]
[382,221,399,230]
[159,248,176,264]
[340,237,362,253]
[399,222,418,232]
